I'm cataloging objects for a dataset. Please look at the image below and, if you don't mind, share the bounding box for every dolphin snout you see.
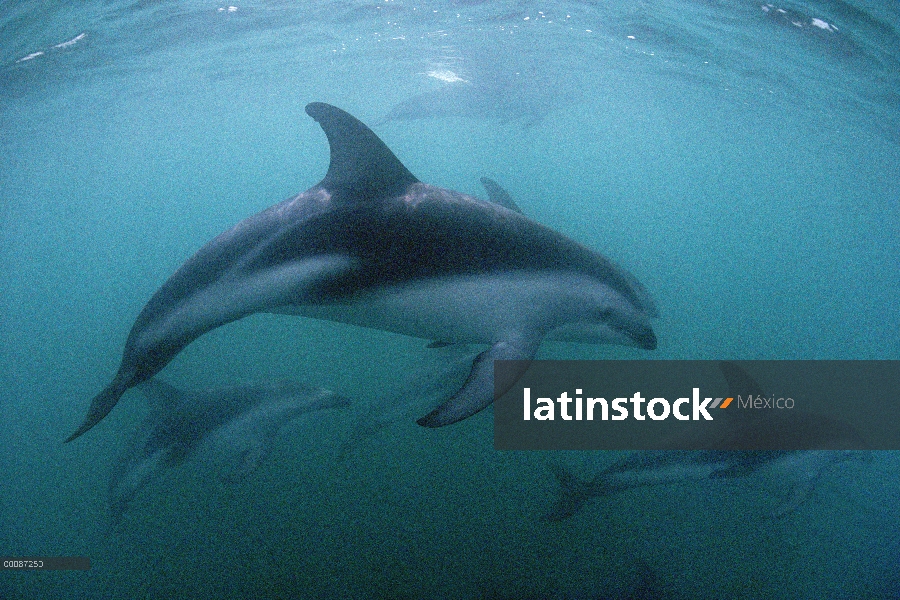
[625,320,657,350]
[639,327,657,350]
[607,312,657,350]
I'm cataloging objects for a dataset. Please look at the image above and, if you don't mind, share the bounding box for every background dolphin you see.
[377,56,576,128]
[543,362,869,521]
[107,379,348,525]
[378,77,558,128]
[67,102,657,441]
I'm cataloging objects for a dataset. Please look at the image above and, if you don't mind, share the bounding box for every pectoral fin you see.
[216,434,272,484]
[416,334,539,427]
[209,414,278,483]
[769,451,843,518]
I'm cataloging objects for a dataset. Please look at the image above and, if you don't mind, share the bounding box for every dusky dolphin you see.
[378,80,553,127]
[108,378,348,524]
[377,64,569,128]
[544,362,868,521]
[67,102,657,442]
[338,180,520,459]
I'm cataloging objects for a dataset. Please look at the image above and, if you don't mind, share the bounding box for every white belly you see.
[282,271,624,344]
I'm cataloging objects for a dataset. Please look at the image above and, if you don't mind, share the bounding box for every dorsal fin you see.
[479,177,522,213]
[719,362,766,399]
[305,102,419,202]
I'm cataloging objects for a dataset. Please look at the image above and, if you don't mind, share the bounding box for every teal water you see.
[1,1,899,598]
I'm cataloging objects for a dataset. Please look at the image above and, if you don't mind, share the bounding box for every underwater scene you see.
[1,1,899,598]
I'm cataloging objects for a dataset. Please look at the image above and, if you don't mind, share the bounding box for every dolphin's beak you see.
[618,318,657,350]
[634,325,657,350]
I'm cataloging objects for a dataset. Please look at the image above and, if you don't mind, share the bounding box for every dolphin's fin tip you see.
[416,337,538,428]
[65,414,100,443]
[304,101,418,199]
[304,102,330,120]
[65,379,129,443]
[63,428,84,444]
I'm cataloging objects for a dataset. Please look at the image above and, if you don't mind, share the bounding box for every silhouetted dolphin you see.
[378,69,565,128]
[67,102,657,442]
[108,379,348,524]
[544,362,868,521]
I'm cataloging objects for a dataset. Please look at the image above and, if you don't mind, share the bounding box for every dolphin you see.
[377,63,569,128]
[107,378,348,524]
[378,80,555,127]
[67,101,657,442]
[543,362,869,521]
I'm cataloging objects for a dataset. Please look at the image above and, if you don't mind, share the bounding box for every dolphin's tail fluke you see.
[65,375,130,442]
[719,361,766,399]
[542,463,597,522]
